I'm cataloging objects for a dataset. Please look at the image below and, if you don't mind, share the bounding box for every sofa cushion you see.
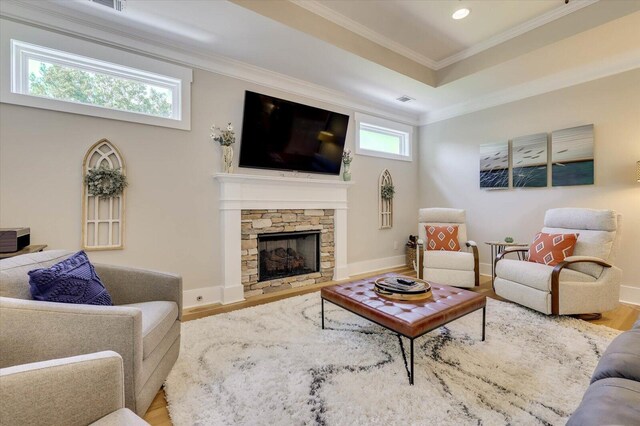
[121,301,178,359]
[28,251,112,306]
[527,232,578,266]
[0,250,74,299]
[566,377,640,426]
[425,225,461,251]
[591,328,640,384]
[495,259,595,292]
[424,250,473,271]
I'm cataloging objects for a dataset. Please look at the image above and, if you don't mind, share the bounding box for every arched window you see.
[379,169,393,229]
[82,139,126,250]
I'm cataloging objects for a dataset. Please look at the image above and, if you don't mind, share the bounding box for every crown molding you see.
[420,50,640,125]
[435,0,600,69]
[290,0,599,71]
[290,0,439,69]
[0,0,420,126]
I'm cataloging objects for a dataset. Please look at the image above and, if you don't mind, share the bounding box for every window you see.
[355,113,413,161]
[2,21,192,129]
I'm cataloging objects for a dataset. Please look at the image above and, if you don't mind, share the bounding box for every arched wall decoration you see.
[82,139,126,250]
[379,169,393,229]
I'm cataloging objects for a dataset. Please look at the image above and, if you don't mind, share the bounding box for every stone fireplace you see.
[241,209,334,296]
[214,173,352,304]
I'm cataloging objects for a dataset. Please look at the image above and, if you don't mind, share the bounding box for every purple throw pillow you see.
[28,251,112,305]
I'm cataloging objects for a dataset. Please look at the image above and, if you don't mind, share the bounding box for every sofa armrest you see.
[0,297,143,410]
[550,257,613,315]
[465,241,480,287]
[0,351,124,426]
[95,264,183,320]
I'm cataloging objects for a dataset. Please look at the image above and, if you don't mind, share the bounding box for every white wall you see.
[418,69,640,303]
[0,66,418,306]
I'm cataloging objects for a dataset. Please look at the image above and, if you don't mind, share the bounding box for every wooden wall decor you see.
[379,169,393,229]
[82,139,126,250]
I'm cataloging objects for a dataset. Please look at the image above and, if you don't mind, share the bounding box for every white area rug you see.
[165,294,619,425]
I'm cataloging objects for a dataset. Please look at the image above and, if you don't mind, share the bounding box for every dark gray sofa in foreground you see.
[568,318,640,425]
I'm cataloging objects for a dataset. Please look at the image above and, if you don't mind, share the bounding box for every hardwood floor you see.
[144,268,640,425]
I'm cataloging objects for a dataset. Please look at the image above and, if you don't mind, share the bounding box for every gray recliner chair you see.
[0,250,182,416]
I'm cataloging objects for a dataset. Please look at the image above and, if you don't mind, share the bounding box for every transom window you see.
[12,40,180,120]
[2,21,192,130]
[355,113,413,161]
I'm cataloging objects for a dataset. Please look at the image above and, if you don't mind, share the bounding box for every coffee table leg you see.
[482,306,486,342]
[321,298,325,329]
[410,338,414,385]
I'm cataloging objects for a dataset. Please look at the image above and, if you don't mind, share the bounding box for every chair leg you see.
[572,313,602,321]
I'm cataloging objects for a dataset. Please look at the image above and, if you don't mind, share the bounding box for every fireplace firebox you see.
[258,231,320,282]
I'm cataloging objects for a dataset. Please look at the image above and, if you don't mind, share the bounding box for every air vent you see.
[91,0,125,12]
[396,95,415,103]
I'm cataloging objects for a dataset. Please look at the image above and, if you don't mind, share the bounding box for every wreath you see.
[85,165,128,198]
[381,184,395,200]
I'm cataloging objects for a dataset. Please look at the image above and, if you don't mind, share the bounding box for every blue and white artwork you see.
[551,124,594,186]
[480,141,509,189]
[512,133,548,188]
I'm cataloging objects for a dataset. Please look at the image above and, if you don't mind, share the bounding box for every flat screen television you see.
[239,91,349,175]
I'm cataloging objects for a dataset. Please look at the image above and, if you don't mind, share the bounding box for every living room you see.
[0,1,639,425]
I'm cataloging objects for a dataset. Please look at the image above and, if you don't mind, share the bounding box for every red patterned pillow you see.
[425,225,461,251]
[528,232,579,266]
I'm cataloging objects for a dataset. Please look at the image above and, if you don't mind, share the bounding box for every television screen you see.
[239,91,349,175]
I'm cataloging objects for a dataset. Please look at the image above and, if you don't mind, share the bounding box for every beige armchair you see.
[0,250,182,417]
[0,351,149,426]
[494,208,622,316]
[417,208,479,288]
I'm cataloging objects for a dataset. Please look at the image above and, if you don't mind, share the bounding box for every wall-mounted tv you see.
[239,91,349,175]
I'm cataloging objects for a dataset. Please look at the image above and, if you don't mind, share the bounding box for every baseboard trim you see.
[620,285,640,306]
[183,286,221,309]
[182,255,408,309]
[348,255,406,276]
[480,262,492,277]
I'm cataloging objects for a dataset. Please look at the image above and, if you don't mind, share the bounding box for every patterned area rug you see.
[165,294,619,425]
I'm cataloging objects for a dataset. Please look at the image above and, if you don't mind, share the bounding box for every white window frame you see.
[355,112,413,162]
[1,20,192,130]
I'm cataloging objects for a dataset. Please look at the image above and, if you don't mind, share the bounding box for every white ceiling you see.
[1,0,639,124]
[297,0,563,63]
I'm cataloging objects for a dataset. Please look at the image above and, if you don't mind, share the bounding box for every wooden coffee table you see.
[321,273,486,385]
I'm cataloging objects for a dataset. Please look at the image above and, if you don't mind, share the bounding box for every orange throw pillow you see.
[425,225,461,251]
[528,232,579,266]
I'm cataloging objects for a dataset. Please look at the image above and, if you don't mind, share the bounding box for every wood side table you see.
[0,245,48,260]
[485,241,528,286]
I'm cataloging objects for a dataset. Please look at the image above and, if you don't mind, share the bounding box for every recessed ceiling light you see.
[452,8,470,20]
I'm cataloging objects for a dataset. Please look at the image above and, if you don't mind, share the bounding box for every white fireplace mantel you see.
[214,173,354,304]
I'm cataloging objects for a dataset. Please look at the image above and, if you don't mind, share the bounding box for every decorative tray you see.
[373,276,433,301]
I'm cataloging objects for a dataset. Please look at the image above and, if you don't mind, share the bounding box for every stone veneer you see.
[241,209,335,297]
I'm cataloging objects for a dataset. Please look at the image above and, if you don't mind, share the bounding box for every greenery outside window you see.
[355,113,413,161]
[5,35,192,130]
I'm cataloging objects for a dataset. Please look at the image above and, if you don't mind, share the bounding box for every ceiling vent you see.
[396,95,415,103]
[90,0,126,12]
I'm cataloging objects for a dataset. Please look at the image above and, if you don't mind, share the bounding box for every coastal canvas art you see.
[512,133,548,188]
[551,124,594,186]
[480,141,509,189]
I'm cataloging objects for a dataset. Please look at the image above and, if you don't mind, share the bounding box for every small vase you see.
[222,145,234,173]
[342,162,351,181]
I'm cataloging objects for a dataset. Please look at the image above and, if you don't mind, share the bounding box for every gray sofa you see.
[568,318,640,425]
[0,250,182,417]
[0,351,149,425]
